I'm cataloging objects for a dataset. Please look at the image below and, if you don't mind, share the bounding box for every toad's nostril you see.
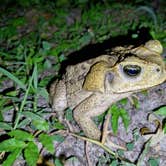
[156,68,161,72]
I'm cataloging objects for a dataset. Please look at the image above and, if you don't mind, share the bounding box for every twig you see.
[69,132,116,156]
[85,141,92,166]
[101,111,111,144]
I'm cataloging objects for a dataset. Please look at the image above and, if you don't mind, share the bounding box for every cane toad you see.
[49,40,166,140]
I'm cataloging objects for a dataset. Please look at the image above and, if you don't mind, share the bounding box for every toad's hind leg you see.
[73,94,110,140]
[49,80,67,122]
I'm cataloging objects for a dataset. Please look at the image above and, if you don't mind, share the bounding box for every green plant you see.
[154,106,166,133]
[109,104,130,134]
[135,6,166,46]
[0,40,64,165]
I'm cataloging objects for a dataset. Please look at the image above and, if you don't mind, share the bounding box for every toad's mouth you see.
[107,80,166,94]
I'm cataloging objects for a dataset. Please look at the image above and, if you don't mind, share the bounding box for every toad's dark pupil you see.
[123,65,141,76]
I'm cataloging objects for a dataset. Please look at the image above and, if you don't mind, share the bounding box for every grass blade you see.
[0,66,26,90]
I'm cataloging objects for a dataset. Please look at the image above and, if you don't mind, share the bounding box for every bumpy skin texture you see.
[49,40,166,140]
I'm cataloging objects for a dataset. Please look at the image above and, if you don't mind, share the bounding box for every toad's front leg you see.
[73,93,111,140]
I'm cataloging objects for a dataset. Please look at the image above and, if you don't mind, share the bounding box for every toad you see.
[49,40,166,140]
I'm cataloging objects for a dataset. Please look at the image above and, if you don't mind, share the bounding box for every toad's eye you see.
[123,65,141,76]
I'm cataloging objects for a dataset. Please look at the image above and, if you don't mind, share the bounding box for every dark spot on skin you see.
[106,72,114,82]
[69,79,75,85]
[81,65,86,70]
[78,75,84,81]
[156,68,160,72]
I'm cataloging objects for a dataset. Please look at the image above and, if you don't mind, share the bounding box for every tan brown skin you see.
[49,40,166,140]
